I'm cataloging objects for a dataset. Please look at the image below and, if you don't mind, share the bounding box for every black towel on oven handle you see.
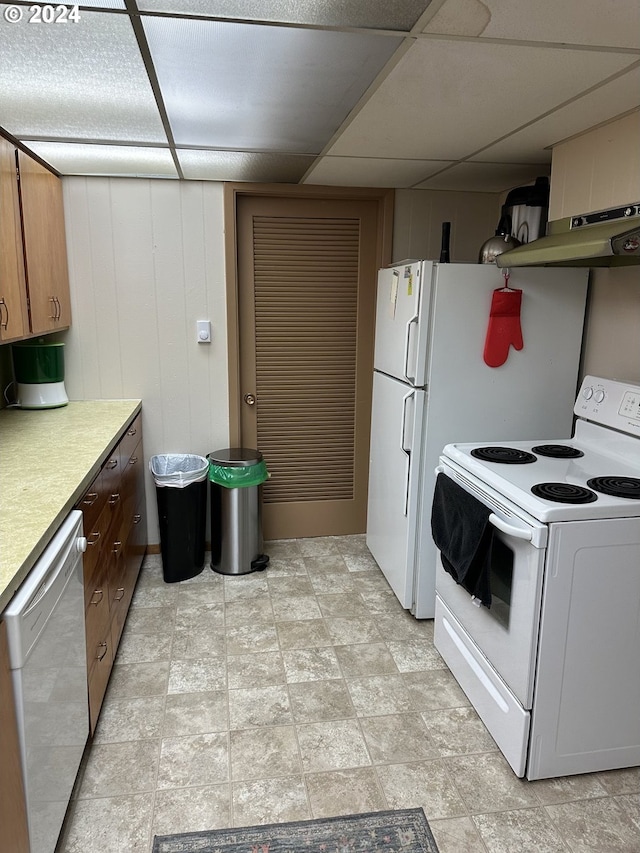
[430,472,494,608]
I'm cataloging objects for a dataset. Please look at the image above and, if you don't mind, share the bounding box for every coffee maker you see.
[502,176,550,245]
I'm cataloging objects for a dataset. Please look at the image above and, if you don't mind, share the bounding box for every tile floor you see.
[57,535,640,853]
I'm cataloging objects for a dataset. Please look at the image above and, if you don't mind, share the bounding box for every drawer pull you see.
[129,456,138,465]
[106,459,118,470]
[133,513,142,525]
[87,531,100,547]
[96,642,108,662]
[109,493,121,506]
[113,540,123,557]
[82,493,98,507]
[89,589,103,606]
[127,426,137,436]
[114,587,125,601]
[0,298,8,330]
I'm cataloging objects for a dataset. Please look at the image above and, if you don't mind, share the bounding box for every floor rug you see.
[152,808,439,853]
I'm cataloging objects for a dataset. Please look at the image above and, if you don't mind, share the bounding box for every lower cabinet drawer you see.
[87,637,113,734]
[77,408,146,734]
[83,504,113,608]
[85,568,111,674]
[77,470,107,533]
[109,553,128,652]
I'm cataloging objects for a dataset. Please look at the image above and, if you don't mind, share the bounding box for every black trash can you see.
[150,454,208,583]
[208,448,269,576]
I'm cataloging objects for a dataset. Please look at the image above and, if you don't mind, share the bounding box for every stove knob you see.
[594,389,606,404]
[582,386,594,400]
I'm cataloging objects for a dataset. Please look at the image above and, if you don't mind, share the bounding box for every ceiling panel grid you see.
[0,0,638,190]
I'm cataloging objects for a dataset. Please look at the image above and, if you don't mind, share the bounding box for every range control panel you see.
[575,375,640,433]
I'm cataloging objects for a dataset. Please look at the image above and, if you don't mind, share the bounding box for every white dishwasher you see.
[4,510,88,853]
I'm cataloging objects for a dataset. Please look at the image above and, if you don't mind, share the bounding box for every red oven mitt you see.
[483,287,523,368]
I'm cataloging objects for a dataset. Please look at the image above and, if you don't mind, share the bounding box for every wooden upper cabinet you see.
[17,149,71,334]
[0,137,29,342]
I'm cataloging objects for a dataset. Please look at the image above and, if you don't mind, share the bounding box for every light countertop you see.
[0,399,141,611]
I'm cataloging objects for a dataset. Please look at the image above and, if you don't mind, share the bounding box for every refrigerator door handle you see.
[403,314,419,383]
[400,390,414,516]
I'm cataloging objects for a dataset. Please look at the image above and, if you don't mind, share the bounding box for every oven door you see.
[434,461,547,709]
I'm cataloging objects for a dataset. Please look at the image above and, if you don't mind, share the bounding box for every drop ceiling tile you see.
[327,39,636,161]
[139,0,431,30]
[303,156,452,187]
[0,8,167,142]
[143,16,402,152]
[473,67,640,162]
[423,0,640,49]
[23,143,178,178]
[177,149,315,181]
[71,0,126,6]
[415,162,550,192]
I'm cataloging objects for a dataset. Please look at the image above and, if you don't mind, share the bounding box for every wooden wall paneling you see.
[111,180,157,401]
[174,182,228,463]
[62,178,229,546]
[150,180,194,450]
[62,178,100,400]
[392,188,501,263]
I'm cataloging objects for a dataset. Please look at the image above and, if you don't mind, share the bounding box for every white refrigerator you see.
[366,261,589,618]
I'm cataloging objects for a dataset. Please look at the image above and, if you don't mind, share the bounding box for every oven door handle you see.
[489,513,533,541]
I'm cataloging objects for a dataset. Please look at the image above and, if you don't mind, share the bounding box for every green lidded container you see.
[12,340,66,384]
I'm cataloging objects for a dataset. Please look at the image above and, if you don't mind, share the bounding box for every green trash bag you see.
[208,459,269,489]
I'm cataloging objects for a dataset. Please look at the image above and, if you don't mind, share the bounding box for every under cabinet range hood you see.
[497,203,640,268]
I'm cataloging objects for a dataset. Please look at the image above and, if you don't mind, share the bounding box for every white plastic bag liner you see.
[150,454,209,488]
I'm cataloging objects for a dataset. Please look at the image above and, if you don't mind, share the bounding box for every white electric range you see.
[432,375,640,780]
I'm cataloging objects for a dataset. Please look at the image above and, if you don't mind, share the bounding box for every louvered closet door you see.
[237,195,378,540]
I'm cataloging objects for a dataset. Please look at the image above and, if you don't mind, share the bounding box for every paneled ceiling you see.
[1,0,639,191]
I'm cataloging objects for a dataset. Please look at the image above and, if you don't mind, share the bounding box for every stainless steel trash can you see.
[208,448,269,576]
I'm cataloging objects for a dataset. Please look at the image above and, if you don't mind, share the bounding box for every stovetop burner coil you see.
[586,476,640,499]
[471,447,537,464]
[531,444,584,459]
[531,482,598,504]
